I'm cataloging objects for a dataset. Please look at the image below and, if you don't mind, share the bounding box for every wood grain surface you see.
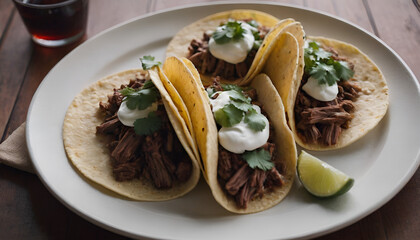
[0,0,419,239]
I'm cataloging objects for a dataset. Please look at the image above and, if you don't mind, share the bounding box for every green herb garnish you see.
[133,111,162,135]
[140,55,162,70]
[221,83,245,93]
[309,64,339,86]
[242,148,274,171]
[244,108,266,132]
[231,100,253,112]
[334,61,354,80]
[248,21,263,50]
[119,81,159,110]
[247,20,259,28]
[214,104,244,127]
[228,90,250,103]
[253,40,263,50]
[212,20,246,44]
[212,88,266,132]
[304,41,354,86]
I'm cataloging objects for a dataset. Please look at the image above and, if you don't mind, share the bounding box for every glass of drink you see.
[13,0,89,47]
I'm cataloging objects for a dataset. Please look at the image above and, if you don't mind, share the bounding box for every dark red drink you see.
[13,0,89,47]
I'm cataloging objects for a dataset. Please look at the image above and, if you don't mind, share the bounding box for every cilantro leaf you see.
[308,41,319,50]
[304,51,316,73]
[133,111,162,135]
[242,149,274,171]
[221,83,244,92]
[142,79,155,89]
[119,87,136,96]
[247,20,259,28]
[231,100,253,112]
[244,108,267,132]
[304,40,354,85]
[309,63,339,86]
[212,20,245,44]
[315,48,332,60]
[120,83,160,110]
[228,90,250,103]
[334,61,354,80]
[140,55,161,70]
[214,104,243,127]
[136,88,159,110]
[253,39,262,50]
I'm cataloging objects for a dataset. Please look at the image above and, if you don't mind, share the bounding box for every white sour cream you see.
[117,101,158,127]
[210,91,233,112]
[209,91,269,154]
[302,76,338,101]
[208,22,256,64]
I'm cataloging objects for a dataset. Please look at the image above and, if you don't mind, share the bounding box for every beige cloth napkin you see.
[0,122,35,173]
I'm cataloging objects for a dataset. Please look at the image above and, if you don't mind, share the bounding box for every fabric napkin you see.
[0,122,35,173]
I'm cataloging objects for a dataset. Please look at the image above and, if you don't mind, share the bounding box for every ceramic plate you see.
[26,3,420,239]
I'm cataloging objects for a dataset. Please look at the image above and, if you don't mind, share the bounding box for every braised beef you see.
[176,160,193,182]
[295,71,361,146]
[225,164,252,195]
[96,115,122,135]
[236,181,256,209]
[96,76,192,189]
[187,21,270,80]
[209,80,285,209]
[218,145,284,209]
[99,89,123,118]
[143,133,173,189]
[113,161,140,181]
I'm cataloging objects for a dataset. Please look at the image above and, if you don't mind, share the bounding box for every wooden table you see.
[1,0,419,239]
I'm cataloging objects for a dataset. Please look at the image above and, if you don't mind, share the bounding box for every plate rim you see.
[25,2,420,240]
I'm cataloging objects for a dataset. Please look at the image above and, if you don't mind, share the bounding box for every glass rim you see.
[13,0,82,9]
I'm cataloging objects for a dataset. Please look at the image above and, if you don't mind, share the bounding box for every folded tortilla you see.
[265,36,389,150]
[63,69,200,200]
[162,56,297,213]
[166,9,288,85]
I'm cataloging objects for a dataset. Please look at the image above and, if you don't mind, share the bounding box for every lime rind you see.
[297,151,354,198]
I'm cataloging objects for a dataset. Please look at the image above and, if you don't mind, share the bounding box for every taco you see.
[63,64,200,201]
[265,36,389,150]
[162,56,297,214]
[166,9,297,85]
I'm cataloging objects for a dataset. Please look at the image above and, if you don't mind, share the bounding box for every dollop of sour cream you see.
[208,22,256,64]
[302,76,338,101]
[117,101,158,127]
[209,91,269,154]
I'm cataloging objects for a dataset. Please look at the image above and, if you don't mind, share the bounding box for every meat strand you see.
[96,77,192,188]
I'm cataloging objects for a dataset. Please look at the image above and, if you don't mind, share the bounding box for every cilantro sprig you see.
[244,109,266,131]
[212,20,246,44]
[140,55,162,70]
[242,148,274,171]
[119,80,159,111]
[133,111,162,136]
[211,85,267,132]
[119,80,162,135]
[247,20,263,50]
[214,104,243,127]
[304,41,354,86]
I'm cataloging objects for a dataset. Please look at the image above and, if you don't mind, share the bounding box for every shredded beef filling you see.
[294,52,361,146]
[218,144,284,209]
[187,20,270,80]
[96,76,192,189]
[210,79,285,209]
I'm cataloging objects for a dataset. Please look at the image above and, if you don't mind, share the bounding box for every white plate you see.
[26,2,420,240]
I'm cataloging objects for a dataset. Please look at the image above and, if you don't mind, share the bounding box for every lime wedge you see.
[297,151,354,198]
